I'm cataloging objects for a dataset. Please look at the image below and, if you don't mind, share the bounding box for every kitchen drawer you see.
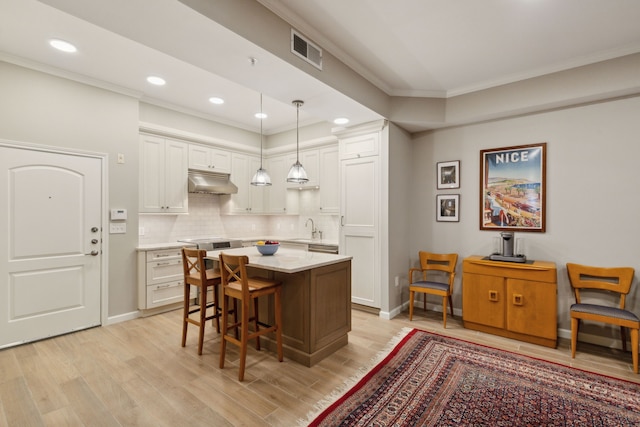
[146,247,184,262]
[146,258,183,286]
[146,281,184,309]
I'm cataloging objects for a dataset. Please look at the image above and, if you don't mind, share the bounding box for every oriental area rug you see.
[303,328,640,426]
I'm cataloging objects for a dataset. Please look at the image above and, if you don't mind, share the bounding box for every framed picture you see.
[480,143,546,232]
[437,194,460,222]
[437,160,460,189]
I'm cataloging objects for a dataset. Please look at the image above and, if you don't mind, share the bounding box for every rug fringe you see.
[298,327,413,426]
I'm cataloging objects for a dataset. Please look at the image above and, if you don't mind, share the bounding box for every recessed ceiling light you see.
[146,76,166,86]
[49,39,77,53]
[334,117,349,125]
[209,97,224,105]
[255,112,267,119]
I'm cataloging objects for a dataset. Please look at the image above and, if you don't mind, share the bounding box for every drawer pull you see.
[157,284,172,289]
[513,294,524,306]
[155,262,171,266]
[488,290,499,302]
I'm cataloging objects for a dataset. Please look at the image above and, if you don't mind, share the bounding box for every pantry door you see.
[0,144,103,348]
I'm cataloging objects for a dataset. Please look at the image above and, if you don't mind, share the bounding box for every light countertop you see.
[242,236,339,246]
[136,242,195,251]
[205,246,351,274]
[137,237,338,251]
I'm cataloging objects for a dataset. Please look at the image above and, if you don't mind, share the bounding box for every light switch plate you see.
[110,223,126,234]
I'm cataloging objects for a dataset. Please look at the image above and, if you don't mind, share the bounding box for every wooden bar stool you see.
[181,248,222,355]
[218,253,283,381]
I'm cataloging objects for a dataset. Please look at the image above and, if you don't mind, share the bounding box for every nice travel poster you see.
[480,143,546,232]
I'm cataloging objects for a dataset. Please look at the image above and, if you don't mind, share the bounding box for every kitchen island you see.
[206,247,352,367]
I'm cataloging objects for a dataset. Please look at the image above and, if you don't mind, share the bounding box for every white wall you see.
[0,61,140,318]
[409,95,640,340]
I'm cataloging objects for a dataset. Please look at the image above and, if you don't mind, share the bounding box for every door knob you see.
[91,239,99,244]
[91,227,99,232]
[86,250,99,256]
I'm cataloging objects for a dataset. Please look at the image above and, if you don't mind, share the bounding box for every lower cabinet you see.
[138,247,193,313]
[462,256,558,348]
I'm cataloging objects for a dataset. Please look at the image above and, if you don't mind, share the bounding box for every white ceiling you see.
[1,0,640,134]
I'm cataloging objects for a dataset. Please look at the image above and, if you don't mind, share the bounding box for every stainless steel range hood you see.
[188,170,238,194]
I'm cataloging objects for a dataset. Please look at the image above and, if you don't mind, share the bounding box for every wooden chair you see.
[566,263,638,374]
[181,248,222,355]
[218,253,283,381]
[409,252,458,328]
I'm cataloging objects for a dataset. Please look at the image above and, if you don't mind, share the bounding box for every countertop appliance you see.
[489,232,526,263]
[177,237,243,251]
[178,237,243,275]
[308,243,339,254]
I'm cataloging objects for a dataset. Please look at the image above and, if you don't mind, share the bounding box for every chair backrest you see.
[418,251,458,286]
[566,263,635,309]
[182,247,207,285]
[219,253,251,299]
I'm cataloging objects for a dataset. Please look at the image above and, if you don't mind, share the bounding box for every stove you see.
[177,237,243,251]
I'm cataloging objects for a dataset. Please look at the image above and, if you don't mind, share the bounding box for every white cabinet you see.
[266,153,298,214]
[337,126,383,309]
[339,132,379,159]
[341,155,380,307]
[188,144,231,173]
[137,247,192,312]
[139,134,188,213]
[319,145,339,214]
[286,149,320,189]
[222,152,266,214]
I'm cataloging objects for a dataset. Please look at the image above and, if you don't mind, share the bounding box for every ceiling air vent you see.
[291,29,322,70]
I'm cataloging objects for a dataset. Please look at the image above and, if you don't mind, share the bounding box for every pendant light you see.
[287,100,309,183]
[251,93,272,186]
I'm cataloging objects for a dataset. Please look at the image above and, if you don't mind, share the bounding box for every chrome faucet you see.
[305,218,321,240]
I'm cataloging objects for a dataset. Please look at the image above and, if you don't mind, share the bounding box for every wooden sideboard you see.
[462,256,558,348]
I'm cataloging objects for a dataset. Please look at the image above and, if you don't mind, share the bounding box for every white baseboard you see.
[106,310,140,325]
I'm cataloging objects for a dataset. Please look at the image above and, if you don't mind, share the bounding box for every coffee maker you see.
[489,232,526,263]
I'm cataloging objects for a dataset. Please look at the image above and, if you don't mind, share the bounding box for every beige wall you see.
[3,57,640,347]
[409,95,640,340]
[0,61,140,318]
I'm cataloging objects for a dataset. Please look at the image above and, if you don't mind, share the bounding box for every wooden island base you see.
[257,260,352,367]
[207,247,352,367]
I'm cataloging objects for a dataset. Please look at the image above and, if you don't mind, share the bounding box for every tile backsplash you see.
[138,193,339,244]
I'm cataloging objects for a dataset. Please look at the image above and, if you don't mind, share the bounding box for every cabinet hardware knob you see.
[489,290,499,302]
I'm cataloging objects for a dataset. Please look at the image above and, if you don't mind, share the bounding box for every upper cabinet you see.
[339,132,380,160]
[319,145,339,214]
[188,144,231,174]
[286,149,320,189]
[266,153,299,215]
[139,134,188,214]
[221,152,265,214]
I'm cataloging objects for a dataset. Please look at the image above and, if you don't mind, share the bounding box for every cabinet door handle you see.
[488,290,499,302]
[512,294,524,306]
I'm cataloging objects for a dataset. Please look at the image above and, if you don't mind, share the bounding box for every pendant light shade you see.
[251,94,272,186]
[287,100,309,184]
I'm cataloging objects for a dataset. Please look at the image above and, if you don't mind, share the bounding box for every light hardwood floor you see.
[1,307,638,426]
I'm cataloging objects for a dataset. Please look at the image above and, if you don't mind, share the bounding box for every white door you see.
[0,145,102,348]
